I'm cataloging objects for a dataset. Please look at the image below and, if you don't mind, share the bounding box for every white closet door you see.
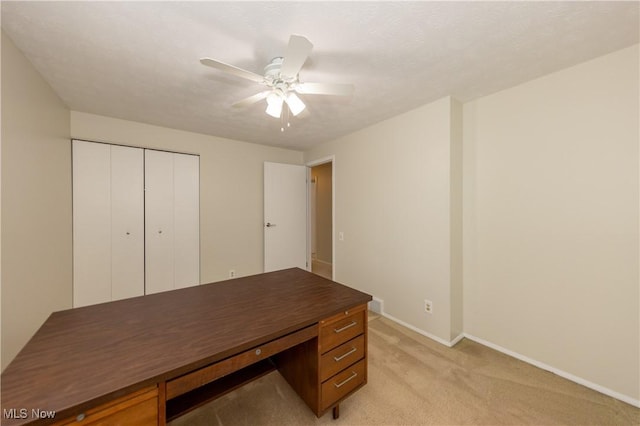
[145,150,200,294]
[145,150,176,294]
[110,145,144,301]
[173,153,200,289]
[73,141,112,307]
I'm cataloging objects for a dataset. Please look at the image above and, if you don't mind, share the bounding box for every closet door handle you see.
[265,223,277,228]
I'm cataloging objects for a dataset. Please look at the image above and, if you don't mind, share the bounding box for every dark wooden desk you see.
[1,268,372,425]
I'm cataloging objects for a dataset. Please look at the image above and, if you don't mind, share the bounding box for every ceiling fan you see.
[200,35,354,120]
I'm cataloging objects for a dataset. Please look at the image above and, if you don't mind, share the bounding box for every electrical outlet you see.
[424,299,433,314]
[229,269,236,278]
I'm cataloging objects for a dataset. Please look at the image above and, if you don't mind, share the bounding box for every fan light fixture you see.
[286,92,306,116]
[265,90,306,119]
[265,92,284,118]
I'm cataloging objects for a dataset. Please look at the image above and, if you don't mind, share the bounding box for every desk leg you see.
[332,404,340,419]
[158,381,167,426]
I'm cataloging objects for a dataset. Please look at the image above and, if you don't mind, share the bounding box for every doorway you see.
[308,160,333,280]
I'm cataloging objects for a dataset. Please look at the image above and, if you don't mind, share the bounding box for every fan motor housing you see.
[264,57,284,79]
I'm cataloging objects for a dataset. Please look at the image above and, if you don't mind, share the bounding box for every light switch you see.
[338,232,344,241]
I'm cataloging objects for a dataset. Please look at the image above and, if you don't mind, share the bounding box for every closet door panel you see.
[145,150,175,295]
[173,153,200,289]
[73,141,111,307]
[111,145,144,301]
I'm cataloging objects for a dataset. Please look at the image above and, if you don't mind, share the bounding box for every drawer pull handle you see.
[333,347,357,362]
[334,321,357,333]
[334,371,358,388]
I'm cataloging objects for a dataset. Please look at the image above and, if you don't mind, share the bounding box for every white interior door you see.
[264,162,307,272]
[145,150,175,294]
[110,145,144,301]
[73,141,112,307]
[73,141,145,307]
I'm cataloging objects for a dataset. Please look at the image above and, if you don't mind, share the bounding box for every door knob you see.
[265,223,277,227]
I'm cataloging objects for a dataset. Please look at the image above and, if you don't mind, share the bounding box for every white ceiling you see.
[2,2,638,151]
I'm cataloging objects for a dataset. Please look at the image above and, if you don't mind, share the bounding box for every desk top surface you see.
[1,268,371,425]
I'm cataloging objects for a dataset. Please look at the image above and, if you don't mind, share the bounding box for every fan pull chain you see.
[280,103,292,132]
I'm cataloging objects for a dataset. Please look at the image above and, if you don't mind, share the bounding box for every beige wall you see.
[1,32,72,369]
[71,112,303,284]
[311,162,332,263]
[463,45,639,401]
[305,96,462,343]
[303,44,638,403]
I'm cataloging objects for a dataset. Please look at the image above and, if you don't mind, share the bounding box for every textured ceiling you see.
[2,2,638,150]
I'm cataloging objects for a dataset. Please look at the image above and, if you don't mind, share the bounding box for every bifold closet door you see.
[145,150,200,294]
[173,153,200,289]
[73,141,144,307]
[73,141,111,307]
[110,145,145,301]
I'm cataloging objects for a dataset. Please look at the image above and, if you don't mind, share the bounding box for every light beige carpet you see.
[170,314,639,425]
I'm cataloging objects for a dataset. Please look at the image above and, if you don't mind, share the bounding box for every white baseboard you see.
[380,311,461,348]
[370,295,464,347]
[463,333,640,408]
[369,295,640,408]
[449,332,465,346]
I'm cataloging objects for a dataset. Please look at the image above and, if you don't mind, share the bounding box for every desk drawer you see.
[52,386,157,425]
[319,308,365,353]
[320,359,366,411]
[320,335,365,382]
[167,324,316,399]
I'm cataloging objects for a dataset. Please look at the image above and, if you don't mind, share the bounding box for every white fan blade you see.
[232,91,270,108]
[280,35,313,79]
[200,58,264,83]
[295,82,354,96]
